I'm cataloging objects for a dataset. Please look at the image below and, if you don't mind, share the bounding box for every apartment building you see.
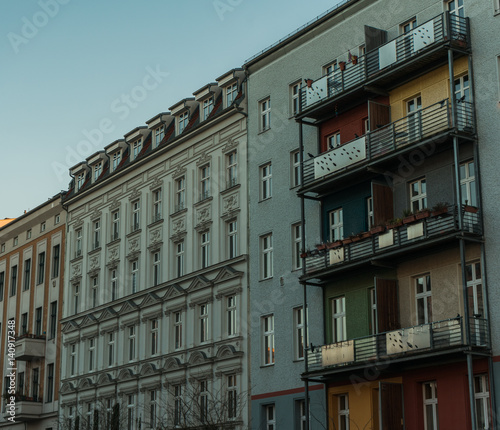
[58,69,250,429]
[0,196,65,430]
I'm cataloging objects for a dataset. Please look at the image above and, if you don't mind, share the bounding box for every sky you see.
[0,0,343,218]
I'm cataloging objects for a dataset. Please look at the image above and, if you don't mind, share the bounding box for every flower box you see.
[464,205,479,213]
[370,225,385,234]
[415,210,430,220]
[403,215,416,224]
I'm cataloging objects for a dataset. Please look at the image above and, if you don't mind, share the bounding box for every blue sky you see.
[0,0,340,217]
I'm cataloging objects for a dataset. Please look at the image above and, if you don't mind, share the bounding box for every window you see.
[13,236,18,246]
[292,223,303,270]
[35,307,42,336]
[265,404,276,430]
[290,81,301,115]
[76,172,85,191]
[227,220,238,259]
[108,332,115,366]
[23,258,31,291]
[37,251,45,284]
[261,163,272,200]
[128,325,137,361]
[32,367,39,400]
[261,233,273,279]
[460,160,477,206]
[40,222,46,232]
[75,229,82,257]
[406,95,423,140]
[0,272,3,301]
[52,244,60,278]
[154,125,164,148]
[367,197,374,229]
[262,314,275,365]
[199,304,209,343]
[131,260,138,294]
[89,337,96,371]
[152,251,161,286]
[91,276,98,308]
[359,44,366,56]
[111,211,119,240]
[132,200,140,231]
[400,17,417,34]
[291,150,301,188]
[94,162,102,181]
[174,385,182,426]
[410,178,427,212]
[132,138,142,160]
[86,403,94,429]
[175,176,185,212]
[474,374,491,430]
[338,394,350,430]
[203,97,214,120]
[174,311,183,350]
[106,399,113,427]
[112,151,121,171]
[73,283,80,314]
[178,111,189,134]
[331,296,346,343]
[18,372,24,396]
[260,97,271,131]
[294,306,305,360]
[200,164,210,201]
[227,375,237,419]
[447,0,464,17]
[329,208,344,242]
[10,265,17,296]
[226,82,238,106]
[149,390,158,428]
[46,363,54,403]
[201,231,210,269]
[152,189,162,222]
[111,269,118,301]
[26,229,32,239]
[323,61,338,76]
[416,275,432,324]
[227,295,237,337]
[297,399,307,430]
[199,380,208,422]
[93,219,101,249]
[127,394,135,430]
[21,312,28,335]
[369,288,377,335]
[495,0,500,13]
[150,319,159,355]
[227,150,238,188]
[49,301,57,339]
[70,344,77,375]
[466,262,485,344]
[423,381,439,430]
[327,132,341,149]
[176,241,184,277]
[1,243,5,253]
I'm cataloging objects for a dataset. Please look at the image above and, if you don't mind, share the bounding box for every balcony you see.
[298,12,469,119]
[304,205,481,279]
[301,98,475,193]
[307,317,488,376]
[4,397,43,421]
[15,334,46,361]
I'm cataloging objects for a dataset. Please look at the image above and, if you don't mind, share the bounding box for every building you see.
[0,195,65,429]
[58,69,250,429]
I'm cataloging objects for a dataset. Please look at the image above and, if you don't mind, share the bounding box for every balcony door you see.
[379,382,404,430]
[454,74,471,131]
[406,96,422,142]
[375,278,400,334]
[466,261,486,345]
[371,181,394,227]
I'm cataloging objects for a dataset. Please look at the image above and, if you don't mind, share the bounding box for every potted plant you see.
[386,218,403,229]
[339,61,346,71]
[432,202,449,217]
[402,209,416,224]
[351,55,358,65]
[415,208,430,220]
[370,223,385,234]
[306,78,314,88]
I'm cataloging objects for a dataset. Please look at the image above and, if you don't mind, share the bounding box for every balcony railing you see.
[15,334,46,361]
[305,205,481,276]
[307,317,488,373]
[298,12,469,115]
[302,98,475,188]
[151,213,162,223]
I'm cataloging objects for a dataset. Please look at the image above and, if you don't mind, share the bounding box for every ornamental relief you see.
[172,217,186,234]
[172,164,187,179]
[129,238,140,253]
[108,247,119,263]
[223,194,238,213]
[149,176,163,190]
[71,263,82,279]
[196,206,211,225]
[222,137,238,153]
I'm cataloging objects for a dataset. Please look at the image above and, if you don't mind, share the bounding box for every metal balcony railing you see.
[302,98,475,187]
[305,205,481,275]
[151,213,162,223]
[307,316,488,372]
[298,12,469,115]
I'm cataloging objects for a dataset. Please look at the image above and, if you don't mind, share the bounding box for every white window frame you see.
[400,17,417,34]
[290,81,301,116]
[152,189,162,222]
[367,197,374,229]
[266,404,276,430]
[227,374,237,419]
[327,132,341,149]
[261,163,272,200]
[201,231,210,269]
[226,82,238,107]
[329,208,344,242]
[132,200,140,231]
[127,394,135,430]
[227,220,238,259]
[410,178,427,212]
[176,241,184,278]
[423,381,439,430]
[332,297,346,343]
[199,304,209,343]
[132,138,142,160]
[88,337,96,371]
[131,260,139,294]
[93,219,100,249]
[70,343,77,376]
[338,394,350,430]
[474,374,491,430]
[175,176,186,212]
[460,160,476,206]
[292,223,303,270]
[152,251,161,286]
[76,172,85,191]
[108,332,115,367]
[262,314,275,365]
[178,111,189,134]
[174,385,182,426]
[227,150,238,188]
[93,162,102,181]
[150,319,159,355]
[128,325,136,362]
[260,97,271,131]
[111,210,120,241]
[73,283,80,314]
[199,380,209,423]
[261,233,273,280]
[370,287,377,335]
[293,306,305,360]
[91,275,98,308]
[174,311,183,350]
[415,274,432,324]
[199,164,210,201]
[323,61,338,76]
[446,0,465,17]
[149,389,158,428]
[291,150,301,188]
[112,150,121,171]
[154,125,164,148]
[111,269,118,301]
[227,295,237,337]
[203,97,214,120]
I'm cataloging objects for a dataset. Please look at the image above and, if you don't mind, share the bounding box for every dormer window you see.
[203,97,214,120]
[93,162,102,181]
[112,151,121,171]
[154,126,165,148]
[226,83,238,107]
[132,139,142,160]
[178,111,189,134]
[76,173,85,191]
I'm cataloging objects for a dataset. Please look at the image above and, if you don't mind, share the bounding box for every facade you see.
[59,69,250,429]
[0,196,65,429]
